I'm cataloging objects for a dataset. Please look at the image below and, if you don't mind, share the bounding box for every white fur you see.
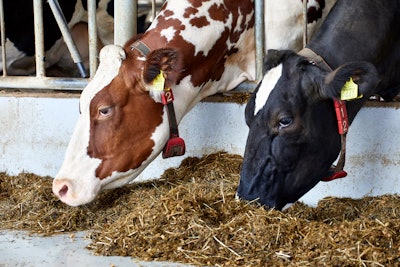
[254,64,283,116]
[160,26,176,43]
[150,0,232,57]
[265,0,336,51]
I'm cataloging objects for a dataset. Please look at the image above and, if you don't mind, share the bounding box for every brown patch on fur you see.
[183,7,198,18]
[187,0,202,8]
[87,70,164,179]
[163,9,174,18]
[189,16,210,27]
[208,3,229,23]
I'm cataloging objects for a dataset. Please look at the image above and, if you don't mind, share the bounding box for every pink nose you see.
[52,179,72,200]
[58,184,69,197]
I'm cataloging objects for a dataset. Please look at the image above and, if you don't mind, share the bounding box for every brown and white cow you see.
[53,0,335,206]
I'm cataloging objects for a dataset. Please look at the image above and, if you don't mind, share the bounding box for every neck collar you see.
[130,40,186,158]
[298,48,348,182]
[131,41,152,56]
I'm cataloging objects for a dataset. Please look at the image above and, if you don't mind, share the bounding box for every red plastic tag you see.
[162,136,186,158]
[161,89,174,105]
[322,170,347,182]
[333,99,348,134]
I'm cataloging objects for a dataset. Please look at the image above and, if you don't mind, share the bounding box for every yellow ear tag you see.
[152,70,165,91]
[340,77,363,100]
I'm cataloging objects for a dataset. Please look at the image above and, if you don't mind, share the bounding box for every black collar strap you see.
[161,88,186,158]
[298,48,348,182]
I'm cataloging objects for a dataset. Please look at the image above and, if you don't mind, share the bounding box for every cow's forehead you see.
[254,64,283,116]
[80,45,126,111]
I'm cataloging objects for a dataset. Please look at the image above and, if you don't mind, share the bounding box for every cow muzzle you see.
[52,177,100,206]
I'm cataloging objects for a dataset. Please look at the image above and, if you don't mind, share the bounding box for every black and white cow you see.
[0,0,151,76]
[237,0,400,210]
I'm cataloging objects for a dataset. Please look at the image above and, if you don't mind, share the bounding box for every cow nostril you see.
[58,185,68,197]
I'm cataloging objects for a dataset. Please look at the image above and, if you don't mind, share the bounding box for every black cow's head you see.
[237,50,379,210]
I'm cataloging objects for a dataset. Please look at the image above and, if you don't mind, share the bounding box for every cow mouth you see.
[237,165,284,209]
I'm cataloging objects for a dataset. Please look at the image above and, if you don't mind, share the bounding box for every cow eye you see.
[98,106,113,118]
[279,117,293,128]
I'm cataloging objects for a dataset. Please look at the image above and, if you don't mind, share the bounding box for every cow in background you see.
[0,0,153,77]
[265,0,335,51]
[237,0,400,210]
[53,0,335,206]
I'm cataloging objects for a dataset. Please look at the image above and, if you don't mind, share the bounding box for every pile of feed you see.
[1,152,399,266]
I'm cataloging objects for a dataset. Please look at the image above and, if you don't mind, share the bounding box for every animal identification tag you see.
[152,70,165,91]
[162,89,174,105]
[333,99,348,134]
[340,77,362,100]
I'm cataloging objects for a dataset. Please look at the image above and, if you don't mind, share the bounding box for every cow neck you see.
[298,48,348,182]
[131,40,186,159]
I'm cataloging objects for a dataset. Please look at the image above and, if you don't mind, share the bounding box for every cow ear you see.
[143,48,183,89]
[265,49,294,72]
[319,61,379,100]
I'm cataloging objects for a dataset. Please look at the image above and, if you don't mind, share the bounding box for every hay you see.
[1,152,399,266]
[204,92,251,104]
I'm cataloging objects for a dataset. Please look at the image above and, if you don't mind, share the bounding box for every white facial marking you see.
[80,45,126,112]
[54,45,126,206]
[254,63,283,116]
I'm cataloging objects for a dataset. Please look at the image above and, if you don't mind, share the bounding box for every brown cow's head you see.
[53,44,183,206]
[52,0,260,206]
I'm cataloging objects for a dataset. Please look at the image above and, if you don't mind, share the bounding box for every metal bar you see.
[33,0,45,77]
[47,0,87,78]
[0,0,7,76]
[149,0,156,22]
[87,0,98,77]
[303,0,308,48]
[254,0,265,84]
[114,0,137,46]
[233,81,258,92]
[0,76,87,90]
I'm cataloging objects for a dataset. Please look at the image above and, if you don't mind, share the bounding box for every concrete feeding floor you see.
[0,231,193,267]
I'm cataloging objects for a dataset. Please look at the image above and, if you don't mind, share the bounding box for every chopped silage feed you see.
[1,152,399,266]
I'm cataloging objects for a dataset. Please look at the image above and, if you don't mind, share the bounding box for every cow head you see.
[53,44,183,206]
[237,50,379,210]
[53,0,257,206]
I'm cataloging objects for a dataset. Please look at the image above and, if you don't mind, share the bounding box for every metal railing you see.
[0,0,264,92]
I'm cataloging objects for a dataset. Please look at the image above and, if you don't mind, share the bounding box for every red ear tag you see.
[161,89,174,105]
[322,170,347,182]
[162,136,186,158]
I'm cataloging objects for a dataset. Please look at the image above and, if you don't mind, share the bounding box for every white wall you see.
[0,94,399,206]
